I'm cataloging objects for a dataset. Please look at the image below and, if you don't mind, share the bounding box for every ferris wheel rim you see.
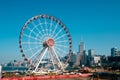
[19,14,72,65]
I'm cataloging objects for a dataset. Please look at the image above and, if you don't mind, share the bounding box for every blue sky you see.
[0,0,120,63]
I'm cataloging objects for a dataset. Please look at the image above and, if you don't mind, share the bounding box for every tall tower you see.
[75,40,85,66]
[79,41,85,53]
[79,41,85,66]
[111,47,118,57]
[88,49,94,66]
[88,49,94,57]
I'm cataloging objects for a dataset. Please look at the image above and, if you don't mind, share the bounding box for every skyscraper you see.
[88,49,94,58]
[111,47,117,57]
[83,50,88,66]
[88,49,94,66]
[111,47,120,57]
[79,41,85,53]
[75,41,85,66]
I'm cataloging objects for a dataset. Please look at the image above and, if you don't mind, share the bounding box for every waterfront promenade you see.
[0,74,91,80]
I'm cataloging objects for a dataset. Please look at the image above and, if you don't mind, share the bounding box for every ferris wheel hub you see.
[43,38,55,47]
[47,38,55,46]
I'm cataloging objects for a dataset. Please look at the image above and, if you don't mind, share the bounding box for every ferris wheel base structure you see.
[32,69,63,75]
[19,14,72,74]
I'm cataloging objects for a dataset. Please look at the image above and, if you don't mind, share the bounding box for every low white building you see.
[93,56,101,66]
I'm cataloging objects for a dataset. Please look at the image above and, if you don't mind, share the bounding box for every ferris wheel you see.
[19,14,72,73]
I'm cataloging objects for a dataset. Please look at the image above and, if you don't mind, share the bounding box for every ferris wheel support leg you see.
[49,50,56,70]
[51,47,65,72]
[28,48,45,70]
[34,48,48,72]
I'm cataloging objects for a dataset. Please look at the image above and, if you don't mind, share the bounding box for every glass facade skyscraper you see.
[75,41,85,66]
[79,41,85,53]
[111,47,120,57]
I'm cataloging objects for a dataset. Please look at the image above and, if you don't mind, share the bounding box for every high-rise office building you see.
[71,52,77,63]
[83,50,88,66]
[88,49,94,58]
[75,41,85,66]
[75,53,81,66]
[79,41,85,53]
[111,47,119,57]
[88,49,95,66]
[118,51,120,56]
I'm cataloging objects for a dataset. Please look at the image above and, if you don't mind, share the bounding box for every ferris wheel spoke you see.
[28,48,42,60]
[35,25,43,37]
[49,18,53,36]
[55,40,68,44]
[38,19,46,35]
[32,47,48,67]
[22,42,42,45]
[24,45,41,52]
[28,37,32,54]
[53,28,63,39]
[55,44,69,48]
[44,18,49,36]
[49,50,60,69]
[35,48,48,71]
[23,33,40,41]
[32,21,43,37]
[26,27,41,39]
[51,47,64,71]
[54,47,68,63]
[54,34,66,41]
[49,51,56,70]
[55,49,67,62]
[51,22,59,37]
[55,46,68,55]
[54,47,64,59]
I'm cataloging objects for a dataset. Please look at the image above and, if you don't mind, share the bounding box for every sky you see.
[0,0,120,64]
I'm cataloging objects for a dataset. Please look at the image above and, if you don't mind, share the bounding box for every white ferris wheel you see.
[19,14,72,73]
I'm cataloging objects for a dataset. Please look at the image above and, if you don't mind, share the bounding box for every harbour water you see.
[2,66,27,72]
